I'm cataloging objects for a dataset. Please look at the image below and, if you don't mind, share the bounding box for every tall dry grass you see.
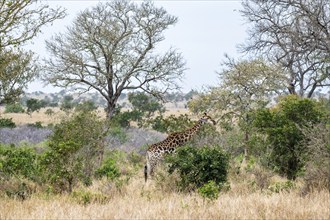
[1,175,329,219]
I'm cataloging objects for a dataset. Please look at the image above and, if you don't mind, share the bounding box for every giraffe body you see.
[144,113,215,182]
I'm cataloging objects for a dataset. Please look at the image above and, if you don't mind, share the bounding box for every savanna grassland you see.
[0,107,329,220]
[0,174,329,219]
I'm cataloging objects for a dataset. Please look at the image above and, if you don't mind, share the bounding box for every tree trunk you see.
[240,129,249,173]
[106,101,117,119]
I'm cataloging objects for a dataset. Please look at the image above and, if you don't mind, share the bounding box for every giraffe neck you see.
[174,120,204,144]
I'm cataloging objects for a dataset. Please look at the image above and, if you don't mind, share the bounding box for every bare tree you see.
[0,0,66,104]
[43,1,186,118]
[240,0,330,97]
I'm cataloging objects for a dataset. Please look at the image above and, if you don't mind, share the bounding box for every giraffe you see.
[144,113,216,182]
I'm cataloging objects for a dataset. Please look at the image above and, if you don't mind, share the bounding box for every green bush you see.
[40,111,107,193]
[4,103,25,113]
[0,118,16,128]
[268,180,295,193]
[198,180,220,201]
[252,95,325,180]
[71,190,109,205]
[166,145,229,191]
[27,121,43,128]
[0,145,39,180]
[95,158,120,180]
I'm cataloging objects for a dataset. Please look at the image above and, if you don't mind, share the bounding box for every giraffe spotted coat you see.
[144,113,216,182]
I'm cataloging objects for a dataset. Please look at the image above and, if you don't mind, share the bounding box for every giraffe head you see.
[199,112,216,125]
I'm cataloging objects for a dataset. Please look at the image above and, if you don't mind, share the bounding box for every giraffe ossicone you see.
[144,112,216,182]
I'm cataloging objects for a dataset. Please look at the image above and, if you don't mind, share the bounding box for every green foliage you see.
[112,93,165,128]
[112,109,143,128]
[108,126,128,144]
[95,158,120,180]
[60,95,76,112]
[198,180,220,201]
[45,108,55,116]
[0,145,39,180]
[75,100,97,112]
[26,98,46,115]
[166,145,229,191]
[40,111,107,193]
[0,118,16,128]
[27,121,43,128]
[4,103,25,113]
[128,92,165,118]
[268,181,295,193]
[151,114,194,133]
[71,190,110,205]
[252,95,325,180]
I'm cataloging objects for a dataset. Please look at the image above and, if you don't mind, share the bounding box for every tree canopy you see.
[240,0,330,97]
[0,0,66,104]
[43,0,186,118]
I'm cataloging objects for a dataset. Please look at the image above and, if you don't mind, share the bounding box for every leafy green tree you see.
[128,92,165,118]
[112,93,165,128]
[43,1,185,119]
[26,98,44,115]
[252,95,325,180]
[41,111,107,192]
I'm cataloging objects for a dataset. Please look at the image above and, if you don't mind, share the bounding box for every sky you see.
[26,0,247,93]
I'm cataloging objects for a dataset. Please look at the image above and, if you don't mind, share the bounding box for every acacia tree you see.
[240,0,330,97]
[43,1,186,119]
[0,0,66,104]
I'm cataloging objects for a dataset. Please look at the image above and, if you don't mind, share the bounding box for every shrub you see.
[198,180,220,201]
[0,118,16,128]
[4,103,25,113]
[95,158,120,180]
[166,145,229,191]
[40,111,107,193]
[71,190,110,205]
[45,108,55,116]
[0,145,40,181]
[27,121,43,128]
[268,181,295,193]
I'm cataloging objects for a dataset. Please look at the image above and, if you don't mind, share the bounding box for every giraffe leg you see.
[145,153,152,183]
[145,154,158,183]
